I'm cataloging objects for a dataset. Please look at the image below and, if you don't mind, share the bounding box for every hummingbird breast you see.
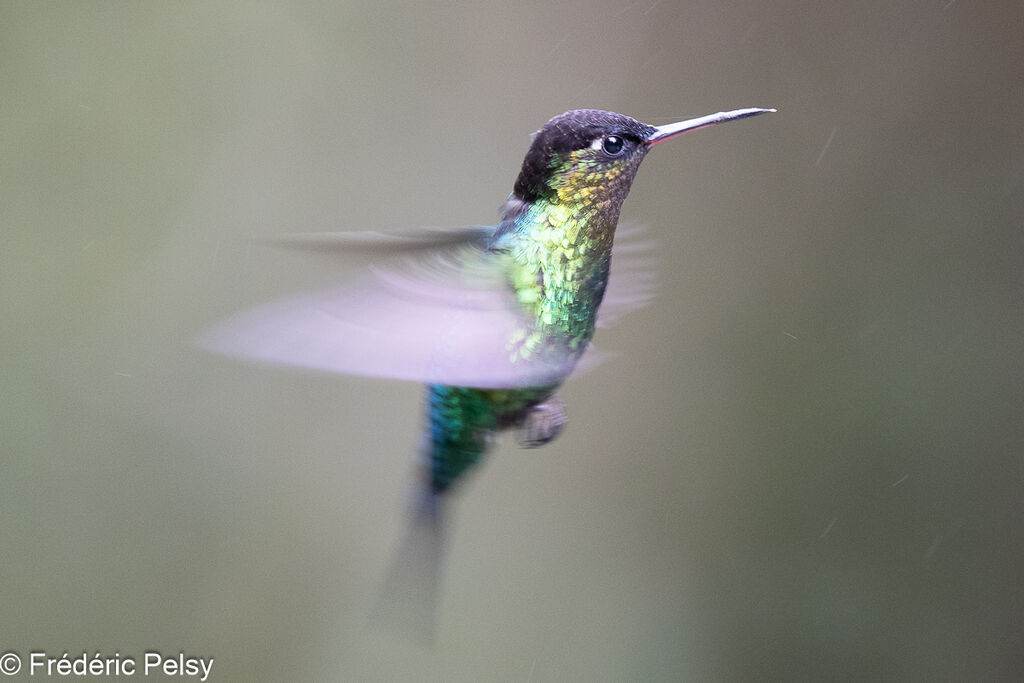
[497,200,617,355]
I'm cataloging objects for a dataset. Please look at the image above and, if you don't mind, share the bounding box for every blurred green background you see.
[3,1,1023,680]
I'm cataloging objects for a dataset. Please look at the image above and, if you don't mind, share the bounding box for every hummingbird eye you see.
[601,135,626,156]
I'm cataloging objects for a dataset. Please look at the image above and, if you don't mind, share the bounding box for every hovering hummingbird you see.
[200,106,774,638]
[201,107,774,500]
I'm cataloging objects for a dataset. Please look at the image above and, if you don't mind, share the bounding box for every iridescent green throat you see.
[493,145,649,359]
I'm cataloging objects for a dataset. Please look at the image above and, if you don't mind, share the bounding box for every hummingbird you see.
[199,106,774,638]
[200,106,774,497]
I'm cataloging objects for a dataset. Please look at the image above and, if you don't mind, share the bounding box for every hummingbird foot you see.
[517,393,567,448]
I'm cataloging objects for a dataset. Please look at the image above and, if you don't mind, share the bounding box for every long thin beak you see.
[646,107,776,146]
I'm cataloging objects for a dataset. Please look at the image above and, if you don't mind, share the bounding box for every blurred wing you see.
[597,222,659,328]
[261,226,494,256]
[197,241,577,389]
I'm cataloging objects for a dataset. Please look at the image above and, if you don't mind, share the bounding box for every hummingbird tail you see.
[368,482,447,643]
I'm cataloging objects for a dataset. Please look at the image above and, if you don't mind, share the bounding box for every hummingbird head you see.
[512,109,655,213]
[509,107,775,217]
